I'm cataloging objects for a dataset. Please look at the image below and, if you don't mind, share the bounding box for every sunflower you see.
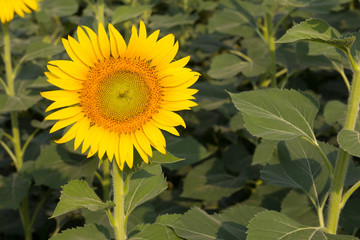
[41,22,199,169]
[0,0,40,23]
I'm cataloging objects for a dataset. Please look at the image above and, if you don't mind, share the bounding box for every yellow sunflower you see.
[41,22,199,170]
[0,0,40,23]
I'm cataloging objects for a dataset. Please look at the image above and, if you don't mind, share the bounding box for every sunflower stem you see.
[3,21,32,240]
[264,12,277,88]
[96,0,105,26]
[112,160,127,240]
[326,61,360,233]
[102,159,111,201]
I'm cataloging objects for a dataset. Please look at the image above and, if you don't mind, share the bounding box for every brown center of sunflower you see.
[80,57,162,134]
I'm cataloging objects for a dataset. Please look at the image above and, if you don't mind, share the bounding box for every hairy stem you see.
[326,67,360,233]
[112,161,126,240]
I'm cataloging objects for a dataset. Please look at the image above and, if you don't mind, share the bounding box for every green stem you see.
[265,13,276,88]
[3,21,31,240]
[103,159,111,201]
[341,180,360,208]
[112,160,126,240]
[3,22,14,96]
[96,0,104,25]
[19,198,32,240]
[11,111,23,171]
[0,140,17,164]
[21,128,40,156]
[326,69,360,234]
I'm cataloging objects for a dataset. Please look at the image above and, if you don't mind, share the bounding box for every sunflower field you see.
[1,0,360,239]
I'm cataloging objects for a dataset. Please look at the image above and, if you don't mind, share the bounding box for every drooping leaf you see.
[280,190,318,226]
[229,88,319,141]
[0,93,42,114]
[164,136,211,170]
[208,54,247,79]
[124,164,168,217]
[49,224,110,240]
[128,223,181,240]
[261,138,334,206]
[247,210,358,240]
[51,180,114,218]
[42,0,78,17]
[277,19,355,51]
[323,100,346,126]
[338,129,360,157]
[150,151,184,164]
[22,41,64,62]
[0,174,31,210]
[181,158,246,201]
[252,139,278,166]
[150,13,197,29]
[169,206,264,240]
[112,5,152,25]
[33,144,98,189]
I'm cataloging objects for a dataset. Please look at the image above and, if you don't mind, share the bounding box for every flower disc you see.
[0,0,39,23]
[42,22,199,169]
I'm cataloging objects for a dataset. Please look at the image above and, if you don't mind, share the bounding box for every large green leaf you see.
[229,88,319,141]
[280,190,318,226]
[164,136,211,170]
[252,139,278,166]
[0,93,42,114]
[49,224,110,240]
[124,164,168,218]
[208,54,247,79]
[42,0,78,17]
[261,138,334,206]
[277,19,355,51]
[169,206,264,240]
[22,41,63,62]
[51,180,114,218]
[338,129,360,157]
[33,144,98,189]
[0,174,31,210]
[181,158,246,201]
[128,223,181,240]
[112,5,152,25]
[323,100,346,126]
[247,210,357,240]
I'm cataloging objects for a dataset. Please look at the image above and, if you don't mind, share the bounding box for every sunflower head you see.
[41,21,199,170]
[0,0,40,24]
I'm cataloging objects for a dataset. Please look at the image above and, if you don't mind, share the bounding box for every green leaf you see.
[150,151,184,164]
[170,206,264,240]
[42,0,78,17]
[49,224,110,240]
[181,158,246,201]
[124,164,167,217]
[247,210,358,240]
[280,190,318,226]
[164,136,211,170]
[229,88,319,141]
[261,138,334,205]
[150,13,197,29]
[208,54,247,79]
[242,184,289,211]
[128,223,181,240]
[0,93,42,114]
[33,144,98,189]
[112,5,152,25]
[323,100,346,126]
[338,129,360,157]
[277,19,355,51]
[51,180,114,218]
[0,174,31,209]
[252,139,278,166]
[22,41,63,62]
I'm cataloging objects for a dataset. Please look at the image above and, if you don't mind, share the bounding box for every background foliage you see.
[0,0,360,239]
